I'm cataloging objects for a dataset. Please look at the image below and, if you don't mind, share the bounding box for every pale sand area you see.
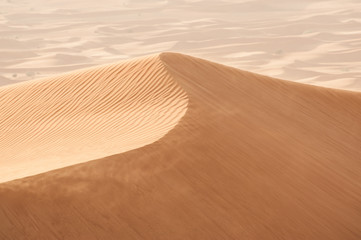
[0,54,188,182]
[1,53,361,239]
[1,0,361,90]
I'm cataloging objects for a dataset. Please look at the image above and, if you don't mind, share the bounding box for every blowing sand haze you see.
[0,52,361,239]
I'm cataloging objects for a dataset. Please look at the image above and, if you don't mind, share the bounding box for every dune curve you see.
[0,54,188,183]
[1,52,361,239]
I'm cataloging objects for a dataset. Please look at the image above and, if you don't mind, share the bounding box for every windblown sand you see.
[0,53,361,239]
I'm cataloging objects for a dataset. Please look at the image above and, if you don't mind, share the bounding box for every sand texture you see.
[0,53,361,239]
[1,0,361,90]
[0,54,187,183]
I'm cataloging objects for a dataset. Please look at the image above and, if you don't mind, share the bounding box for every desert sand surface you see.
[1,52,361,239]
[1,0,361,90]
[0,54,187,183]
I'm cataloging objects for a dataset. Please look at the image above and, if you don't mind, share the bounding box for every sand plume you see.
[0,53,361,239]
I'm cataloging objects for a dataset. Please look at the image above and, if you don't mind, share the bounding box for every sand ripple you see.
[0,54,188,182]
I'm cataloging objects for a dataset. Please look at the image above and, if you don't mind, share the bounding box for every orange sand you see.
[0,53,361,239]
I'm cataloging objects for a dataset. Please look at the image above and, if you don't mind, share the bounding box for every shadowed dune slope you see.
[1,52,361,239]
[0,54,188,183]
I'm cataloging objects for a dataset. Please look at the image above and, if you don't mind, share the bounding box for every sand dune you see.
[1,53,361,239]
[1,0,361,90]
[0,54,188,183]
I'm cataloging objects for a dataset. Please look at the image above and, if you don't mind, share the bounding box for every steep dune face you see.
[0,54,188,183]
[1,53,361,239]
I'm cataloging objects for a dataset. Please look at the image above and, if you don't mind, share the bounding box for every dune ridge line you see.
[0,53,188,183]
[0,52,361,239]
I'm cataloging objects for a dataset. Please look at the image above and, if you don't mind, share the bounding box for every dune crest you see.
[1,53,361,239]
[0,54,188,183]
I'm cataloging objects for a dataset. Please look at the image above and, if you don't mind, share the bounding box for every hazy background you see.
[1,0,360,90]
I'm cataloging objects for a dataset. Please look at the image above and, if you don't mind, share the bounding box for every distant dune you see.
[1,0,361,90]
[1,53,361,239]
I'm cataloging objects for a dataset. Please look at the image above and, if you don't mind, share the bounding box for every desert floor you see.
[0,0,361,90]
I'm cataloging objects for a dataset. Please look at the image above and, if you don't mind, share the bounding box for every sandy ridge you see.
[0,54,188,183]
[0,53,361,239]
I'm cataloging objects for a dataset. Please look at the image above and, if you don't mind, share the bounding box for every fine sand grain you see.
[0,53,361,239]
[0,54,187,183]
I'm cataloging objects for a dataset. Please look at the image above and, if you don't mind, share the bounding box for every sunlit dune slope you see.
[0,54,188,183]
[1,52,361,239]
